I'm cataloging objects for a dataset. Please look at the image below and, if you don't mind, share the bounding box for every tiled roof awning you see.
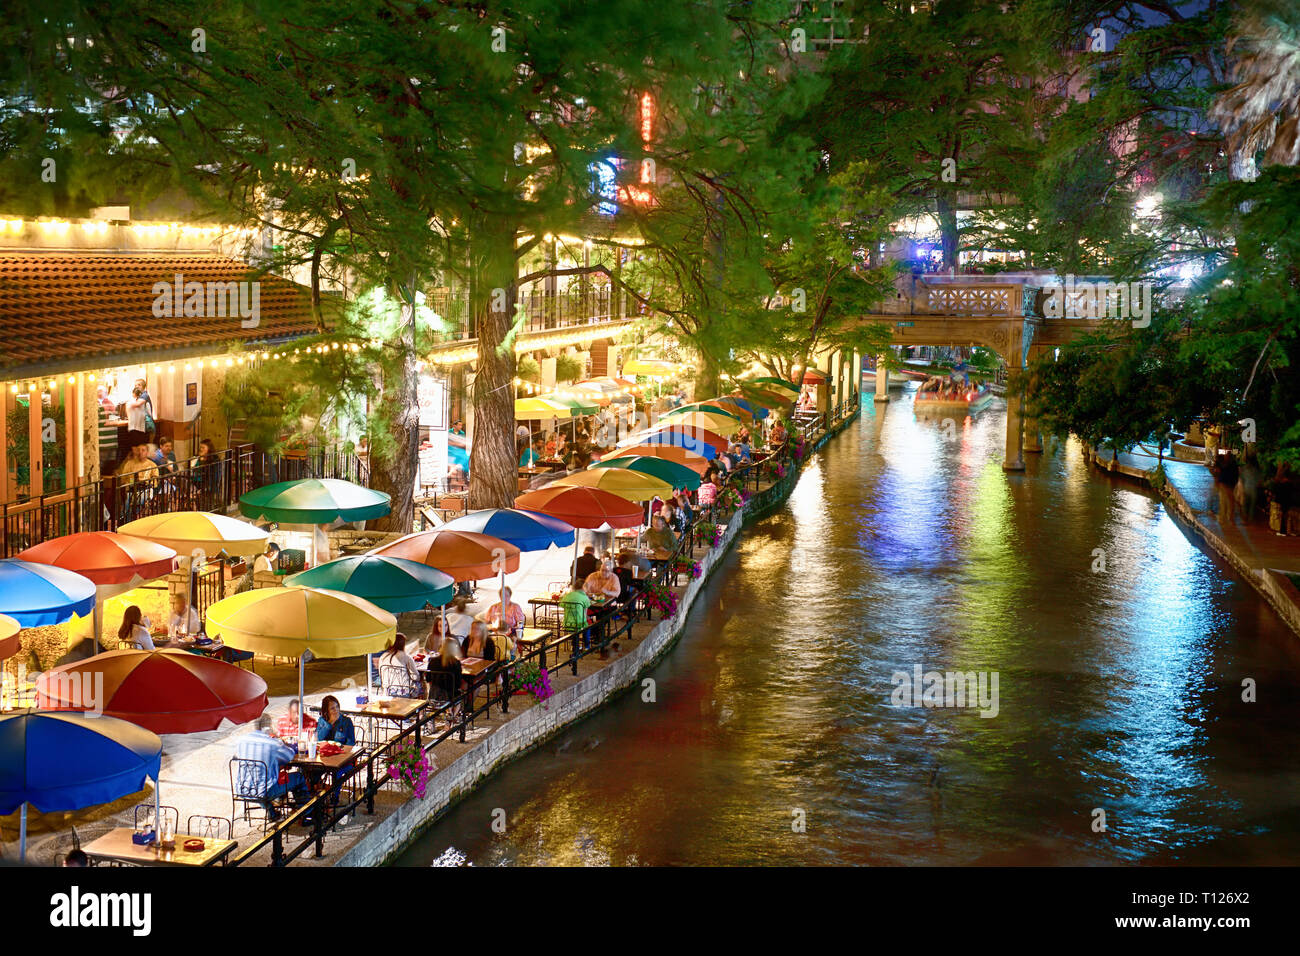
[0,253,327,377]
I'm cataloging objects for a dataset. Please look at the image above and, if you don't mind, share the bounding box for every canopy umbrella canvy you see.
[285,555,456,614]
[0,560,96,627]
[238,478,391,525]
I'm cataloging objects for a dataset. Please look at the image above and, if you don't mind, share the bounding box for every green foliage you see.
[516,356,541,384]
[554,353,582,384]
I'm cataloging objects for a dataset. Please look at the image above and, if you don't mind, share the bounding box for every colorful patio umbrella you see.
[514,485,643,530]
[17,532,177,587]
[0,712,162,861]
[538,392,599,416]
[370,529,521,581]
[746,375,800,396]
[515,397,577,420]
[663,401,746,423]
[633,425,728,458]
[238,478,391,525]
[119,511,269,559]
[726,387,791,409]
[285,555,456,614]
[699,397,763,422]
[553,467,673,502]
[717,395,771,420]
[623,358,678,377]
[205,586,396,739]
[592,455,702,491]
[0,560,95,627]
[17,532,179,654]
[802,368,827,384]
[608,444,711,475]
[34,649,269,734]
[0,614,20,663]
[657,410,744,435]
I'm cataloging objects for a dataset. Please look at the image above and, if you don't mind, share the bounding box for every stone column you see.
[1022,346,1043,453]
[1003,343,1024,472]
[873,354,890,404]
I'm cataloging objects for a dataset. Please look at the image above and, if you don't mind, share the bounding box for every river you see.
[395,386,1300,866]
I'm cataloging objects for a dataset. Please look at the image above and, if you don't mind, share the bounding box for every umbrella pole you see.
[93,600,101,656]
[154,777,161,835]
[19,803,25,862]
[298,655,305,740]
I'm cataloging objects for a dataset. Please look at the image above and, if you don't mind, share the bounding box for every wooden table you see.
[82,828,238,867]
[342,698,426,723]
[156,636,226,657]
[286,743,365,774]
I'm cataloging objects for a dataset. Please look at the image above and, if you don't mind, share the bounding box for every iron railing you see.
[1,443,368,557]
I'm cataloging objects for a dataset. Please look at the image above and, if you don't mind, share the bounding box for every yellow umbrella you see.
[205,586,396,738]
[515,397,576,420]
[552,467,673,502]
[118,511,269,559]
[205,586,394,659]
[623,359,677,377]
[655,410,742,435]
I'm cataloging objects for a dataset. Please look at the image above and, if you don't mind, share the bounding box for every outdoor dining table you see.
[82,827,239,867]
[155,634,227,657]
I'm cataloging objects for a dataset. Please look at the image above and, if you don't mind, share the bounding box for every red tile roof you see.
[0,253,327,376]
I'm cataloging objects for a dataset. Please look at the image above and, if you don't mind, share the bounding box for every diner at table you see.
[118,605,155,651]
[378,633,422,696]
[236,716,309,821]
[561,577,592,649]
[484,588,527,634]
[169,592,200,636]
[424,636,465,708]
[644,515,678,556]
[274,699,318,741]
[445,595,475,641]
[584,557,622,602]
[316,695,357,746]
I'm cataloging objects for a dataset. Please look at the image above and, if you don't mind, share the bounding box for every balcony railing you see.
[425,286,647,344]
[1,443,368,557]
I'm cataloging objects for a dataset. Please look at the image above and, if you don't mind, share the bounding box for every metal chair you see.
[229,757,284,833]
[134,803,179,836]
[379,664,422,700]
[186,814,232,841]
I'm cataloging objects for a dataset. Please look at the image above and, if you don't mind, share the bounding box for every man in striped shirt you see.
[235,717,308,817]
[97,388,124,474]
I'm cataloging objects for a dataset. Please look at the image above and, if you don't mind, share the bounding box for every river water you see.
[396,387,1300,866]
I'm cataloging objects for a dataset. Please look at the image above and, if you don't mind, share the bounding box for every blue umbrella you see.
[441,508,576,552]
[718,396,770,420]
[635,430,719,460]
[285,555,456,614]
[0,712,162,860]
[0,559,96,626]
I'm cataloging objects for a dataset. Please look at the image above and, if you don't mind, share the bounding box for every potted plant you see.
[511,660,553,706]
[643,582,679,619]
[385,741,433,798]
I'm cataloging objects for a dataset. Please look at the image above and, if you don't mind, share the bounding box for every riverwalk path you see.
[1092,446,1300,635]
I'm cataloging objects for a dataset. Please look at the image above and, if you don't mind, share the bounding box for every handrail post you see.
[271,827,284,867]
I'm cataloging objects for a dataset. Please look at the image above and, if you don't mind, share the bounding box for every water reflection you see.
[397,387,1300,867]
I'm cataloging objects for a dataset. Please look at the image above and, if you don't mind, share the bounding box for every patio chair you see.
[229,757,288,833]
[379,664,422,700]
[186,815,232,841]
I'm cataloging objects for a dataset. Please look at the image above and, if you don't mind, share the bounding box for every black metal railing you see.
[1,442,368,557]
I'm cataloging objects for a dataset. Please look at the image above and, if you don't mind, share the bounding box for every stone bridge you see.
[842,273,1123,471]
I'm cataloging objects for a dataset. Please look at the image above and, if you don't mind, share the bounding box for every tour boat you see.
[913,383,995,415]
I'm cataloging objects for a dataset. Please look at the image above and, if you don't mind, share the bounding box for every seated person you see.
[253,543,281,575]
[644,515,678,555]
[560,577,593,649]
[169,593,200,636]
[316,695,357,746]
[464,621,497,660]
[584,558,622,602]
[236,716,309,817]
[445,596,475,642]
[614,553,641,603]
[150,437,178,475]
[519,441,542,467]
[572,544,600,582]
[378,633,422,696]
[274,699,319,741]
[674,494,694,528]
[424,637,465,705]
[484,588,526,633]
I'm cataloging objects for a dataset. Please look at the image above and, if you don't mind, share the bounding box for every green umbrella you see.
[238,478,391,525]
[662,402,744,423]
[592,455,702,491]
[747,375,801,395]
[285,555,455,613]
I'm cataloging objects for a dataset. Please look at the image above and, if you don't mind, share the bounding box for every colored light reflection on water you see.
[396,388,1300,866]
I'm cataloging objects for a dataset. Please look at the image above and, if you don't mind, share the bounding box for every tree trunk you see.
[936,191,959,274]
[370,274,420,533]
[467,217,519,511]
